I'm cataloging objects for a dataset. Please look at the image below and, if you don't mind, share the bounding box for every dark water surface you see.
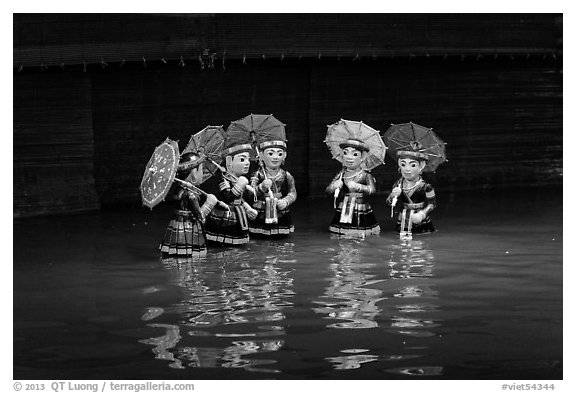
[13,187,562,380]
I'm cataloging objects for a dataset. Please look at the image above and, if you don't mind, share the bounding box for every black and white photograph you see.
[9,3,568,390]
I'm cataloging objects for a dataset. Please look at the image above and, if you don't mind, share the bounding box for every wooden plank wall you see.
[13,73,100,217]
[13,55,562,217]
[14,14,561,66]
[308,57,563,196]
[90,61,311,206]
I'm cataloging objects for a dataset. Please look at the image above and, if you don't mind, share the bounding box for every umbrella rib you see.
[389,139,412,150]
[414,128,432,144]
[260,114,273,131]
[341,121,354,137]
[410,123,417,141]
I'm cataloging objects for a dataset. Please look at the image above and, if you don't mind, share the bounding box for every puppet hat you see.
[396,141,429,161]
[221,134,253,157]
[258,136,287,151]
[339,138,369,152]
[178,152,205,172]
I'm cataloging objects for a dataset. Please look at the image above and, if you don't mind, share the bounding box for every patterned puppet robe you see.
[326,169,380,236]
[204,177,256,245]
[385,177,437,234]
[160,188,215,257]
[249,168,297,237]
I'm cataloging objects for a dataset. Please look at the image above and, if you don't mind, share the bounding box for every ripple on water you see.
[385,366,444,376]
[326,354,379,370]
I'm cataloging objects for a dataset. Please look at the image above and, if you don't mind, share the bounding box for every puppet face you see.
[342,147,363,170]
[398,158,426,181]
[261,147,285,170]
[185,163,204,185]
[227,152,251,176]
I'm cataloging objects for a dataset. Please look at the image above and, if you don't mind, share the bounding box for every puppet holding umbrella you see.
[383,121,447,240]
[203,121,260,246]
[226,114,297,237]
[140,128,227,258]
[324,119,387,236]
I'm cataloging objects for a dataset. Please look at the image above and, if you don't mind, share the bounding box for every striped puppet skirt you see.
[159,209,207,257]
[249,197,294,237]
[329,193,380,236]
[395,205,436,235]
[204,202,250,245]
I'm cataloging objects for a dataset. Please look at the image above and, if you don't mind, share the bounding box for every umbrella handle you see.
[391,196,397,218]
[207,157,227,173]
[333,188,340,209]
[333,169,344,208]
[174,178,228,209]
[223,172,257,201]
[257,162,276,199]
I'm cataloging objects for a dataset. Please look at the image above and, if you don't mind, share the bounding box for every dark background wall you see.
[13,14,562,217]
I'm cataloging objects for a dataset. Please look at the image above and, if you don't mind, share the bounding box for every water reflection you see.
[314,237,442,372]
[327,349,379,370]
[389,238,435,279]
[387,239,440,339]
[139,243,295,373]
[313,238,385,329]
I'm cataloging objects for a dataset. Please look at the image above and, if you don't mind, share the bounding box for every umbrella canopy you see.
[140,138,180,209]
[383,122,447,172]
[181,125,227,184]
[227,113,286,159]
[324,119,387,171]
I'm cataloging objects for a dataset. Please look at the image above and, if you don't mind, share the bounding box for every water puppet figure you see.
[324,119,387,236]
[159,152,218,257]
[383,122,447,240]
[204,137,258,245]
[249,137,297,237]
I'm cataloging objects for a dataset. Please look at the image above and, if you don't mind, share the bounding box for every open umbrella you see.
[227,113,286,159]
[227,114,286,200]
[383,122,447,172]
[140,138,180,209]
[324,119,387,171]
[181,125,227,184]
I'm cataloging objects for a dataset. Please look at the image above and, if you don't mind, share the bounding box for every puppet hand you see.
[245,205,258,220]
[277,198,288,210]
[235,176,249,189]
[411,211,426,224]
[261,178,273,192]
[347,181,361,192]
[205,194,218,207]
[332,179,344,190]
[390,186,402,199]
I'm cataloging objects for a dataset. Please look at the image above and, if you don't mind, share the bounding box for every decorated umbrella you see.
[226,113,286,160]
[324,119,387,207]
[181,125,227,184]
[140,138,180,209]
[324,119,387,171]
[227,114,286,199]
[382,122,447,172]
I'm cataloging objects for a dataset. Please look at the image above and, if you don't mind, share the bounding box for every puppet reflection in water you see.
[387,239,440,340]
[314,238,440,372]
[313,238,384,329]
[139,244,295,373]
